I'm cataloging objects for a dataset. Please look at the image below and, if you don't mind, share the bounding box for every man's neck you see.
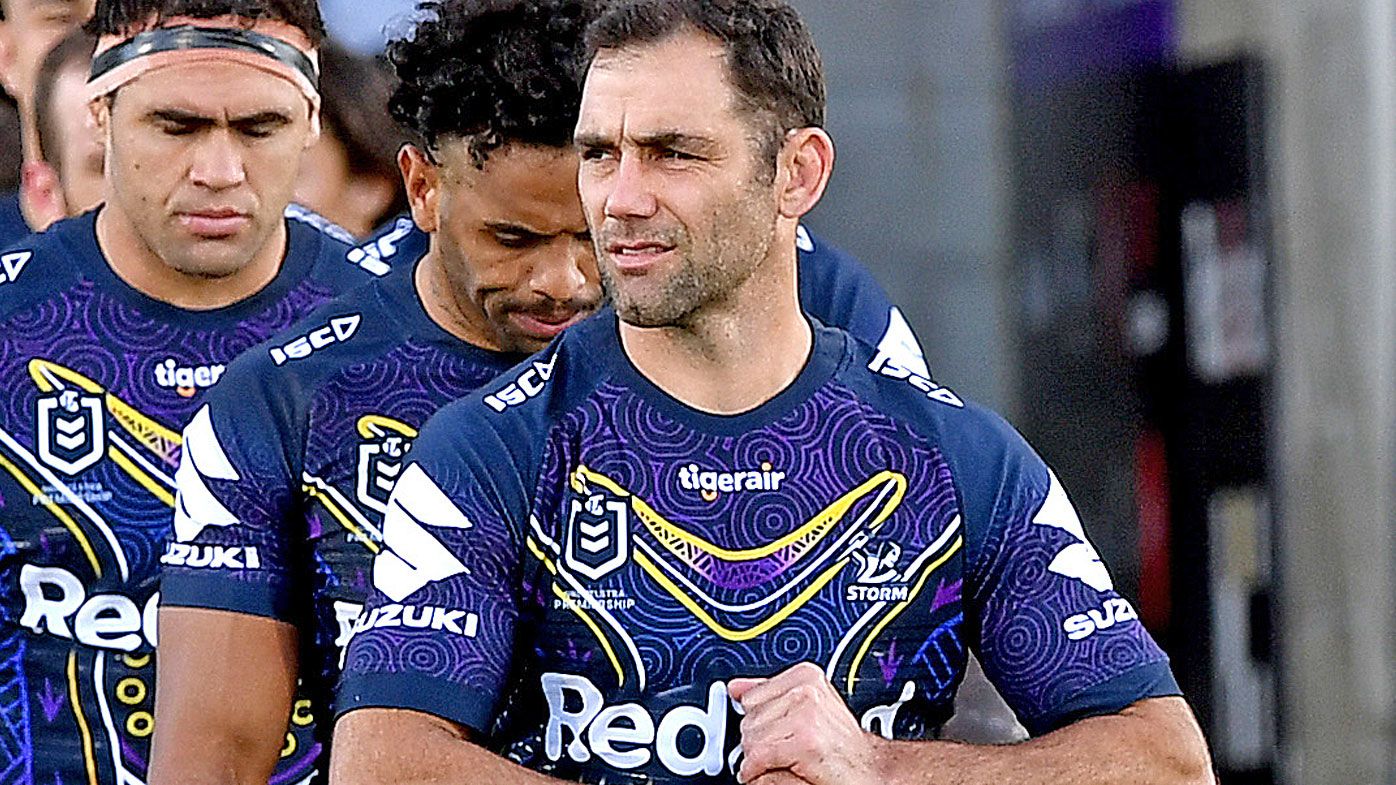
[620,246,812,416]
[415,246,501,351]
[95,202,287,311]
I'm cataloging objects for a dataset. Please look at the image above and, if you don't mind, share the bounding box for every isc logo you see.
[483,352,559,413]
[867,352,963,408]
[0,251,32,285]
[269,315,362,366]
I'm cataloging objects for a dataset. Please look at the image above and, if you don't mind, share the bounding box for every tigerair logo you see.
[677,463,786,502]
[154,358,226,397]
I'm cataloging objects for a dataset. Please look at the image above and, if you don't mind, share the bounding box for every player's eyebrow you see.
[575,129,720,155]
[229,110,295,129]
[146,108,295,127]
[630,131,719,154]
[147,108,217,129]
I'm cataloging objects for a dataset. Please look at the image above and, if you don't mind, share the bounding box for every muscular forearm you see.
[330,709,573,785]
[873,698,1213,785]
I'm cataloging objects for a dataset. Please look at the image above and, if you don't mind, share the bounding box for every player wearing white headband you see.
[0,1,387,784]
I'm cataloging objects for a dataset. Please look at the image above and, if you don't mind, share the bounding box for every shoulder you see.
[224,279,402,395]
[416,312,619,481]
[796,227,884,293]
[0,215,88,320]
[285,205,394,289]
[836,332,1046,545]
[352,214,430,275]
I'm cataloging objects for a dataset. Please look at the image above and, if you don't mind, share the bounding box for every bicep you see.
[150,608,298,785]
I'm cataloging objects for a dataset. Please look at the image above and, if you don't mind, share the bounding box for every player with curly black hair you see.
[149,3,605,785]
[0,0,393,784]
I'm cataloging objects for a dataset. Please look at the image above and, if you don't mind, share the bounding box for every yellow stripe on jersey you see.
[573,465,907,565]
[845,536,962,695]
[66,652,100,785]
[0,452,103,577]
[634,548,850,642]
[526,536,627,687]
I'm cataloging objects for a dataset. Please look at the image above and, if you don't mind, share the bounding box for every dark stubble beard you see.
[601,182,777,329]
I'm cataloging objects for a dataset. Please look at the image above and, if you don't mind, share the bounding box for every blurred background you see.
[5,0,1393,783]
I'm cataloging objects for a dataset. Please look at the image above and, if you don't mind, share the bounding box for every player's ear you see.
[775,127,834,220]
[399,144,441,234]
[88,96,110,142]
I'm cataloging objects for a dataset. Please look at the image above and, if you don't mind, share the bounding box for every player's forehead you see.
[5,0,80,15]
[577,30,745,142]
[447,143,587,233]
[115,61,304,121]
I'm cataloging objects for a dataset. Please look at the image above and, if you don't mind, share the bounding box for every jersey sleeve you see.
[159,352,308,622]
[951,405,1180,736]
[334,401,532,734]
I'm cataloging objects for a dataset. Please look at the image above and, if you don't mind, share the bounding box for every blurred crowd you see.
[0,0,405,243]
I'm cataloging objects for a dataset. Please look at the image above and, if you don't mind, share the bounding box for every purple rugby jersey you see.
[334,313,1180,785]
[0,207,382,785]
[159,261,522,780]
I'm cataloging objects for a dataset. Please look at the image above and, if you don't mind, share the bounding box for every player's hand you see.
[729,662,886,785]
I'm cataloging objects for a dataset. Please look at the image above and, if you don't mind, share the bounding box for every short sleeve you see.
[955,408,1180,736]
[334,406,530,734]
[160,356,307,622]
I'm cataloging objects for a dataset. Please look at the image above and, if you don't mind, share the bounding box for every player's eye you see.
[580,146,614,162]
[660,148,702,163]
[240,124,278,140]
[157,121,200,137]
[495,231,543,249]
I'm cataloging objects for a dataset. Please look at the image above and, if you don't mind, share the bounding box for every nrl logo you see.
[564,488,630,582]
[355,415,418,514]
[37,390,105,475]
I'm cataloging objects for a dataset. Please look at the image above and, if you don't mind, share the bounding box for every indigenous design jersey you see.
[0,207,379,785]
[363,215,930,377]
[160,262,520,763]
[336,316,1180,785]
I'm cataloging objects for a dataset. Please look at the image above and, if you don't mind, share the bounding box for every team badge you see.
[355,415,418,514]
[564,490,630,582]
[36,390,105,475]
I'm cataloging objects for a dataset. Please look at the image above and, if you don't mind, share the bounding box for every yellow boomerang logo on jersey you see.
[303,414,420,556]
[357,414,419,441]
[29,359,181,507]
[567,465,907,642]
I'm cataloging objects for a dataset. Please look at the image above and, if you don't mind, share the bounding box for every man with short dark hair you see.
[151,3,605,785]
[21,26,102,229]
[0,0,385,782]
[329,1,1215,784]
